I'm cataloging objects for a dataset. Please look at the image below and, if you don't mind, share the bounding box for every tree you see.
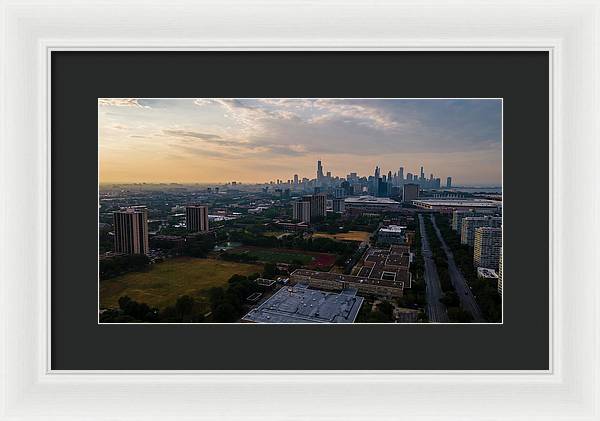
[212,302,237,322]
[262,262,279,279]
[447,307,474,323]
[175,295,195,318]
[377,301,394,318]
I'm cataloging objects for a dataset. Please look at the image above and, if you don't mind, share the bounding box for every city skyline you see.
[99,98,502,185]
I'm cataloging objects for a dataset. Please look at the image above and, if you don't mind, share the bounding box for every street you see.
[418,214,449,323]
[430,215,485,322]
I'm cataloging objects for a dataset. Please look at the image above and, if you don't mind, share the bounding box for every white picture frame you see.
[1,0,599,419]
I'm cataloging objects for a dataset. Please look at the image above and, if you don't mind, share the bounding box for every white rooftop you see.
[379,225,406,233]
[477,267,499,279]
[345,195,400,205]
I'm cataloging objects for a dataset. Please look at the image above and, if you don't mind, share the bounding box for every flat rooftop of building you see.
[477,267,499,279]
[379,225,407,233]
[291,268,405,290]
[345,196,401,205]
[412,198,501,208]
[241,284,364,324]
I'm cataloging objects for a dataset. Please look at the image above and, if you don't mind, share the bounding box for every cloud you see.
[162,129,222,141]
[98,98,150,108]
[100,98,502,184]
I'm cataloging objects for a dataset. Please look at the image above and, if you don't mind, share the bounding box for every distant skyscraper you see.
[474,227,502,270]
[407,173,413,181]
[377,178,388,197]
[403,183,419,203]
[399,167,404,181]
[186,205,209,232]
[446,177,452,188]
[387,170,392,183]
[326,171,331,178]
[420,166,425,179]
[294,174,299,185]
[317,160,324,180]
[374,166,380,178]
[333,187,346,198]
[113,207,149,255]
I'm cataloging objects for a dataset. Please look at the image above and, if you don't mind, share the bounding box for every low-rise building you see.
[413,198,502,213]
[344,195,402,215]
[291,269,405,298]
[477,267,499,280]
[241,284,364,323]
[377,225,407,246]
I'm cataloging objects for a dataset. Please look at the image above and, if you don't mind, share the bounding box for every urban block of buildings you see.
[288,244,412,298]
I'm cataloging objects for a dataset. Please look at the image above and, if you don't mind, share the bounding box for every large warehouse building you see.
[411,198,501,212]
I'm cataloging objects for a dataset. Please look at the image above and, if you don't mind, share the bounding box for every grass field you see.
[312,230,371,242]
[232,246,336,269]
[99,257,263,310]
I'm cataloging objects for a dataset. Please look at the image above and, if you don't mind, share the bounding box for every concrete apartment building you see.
[185,205,209,232]
[473,227,502,270]
[498,253,503,296]
[292,200,311,224]
[461,216,502,247]
[402,183,419,203]
[332,198,345,213]
[113,207,149,255]
[308,193,327,220]
[451,208,498,233]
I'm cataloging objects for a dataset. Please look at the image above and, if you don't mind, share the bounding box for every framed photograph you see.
[1,1,599,420]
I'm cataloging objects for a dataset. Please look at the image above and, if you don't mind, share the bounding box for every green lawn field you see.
[99,257,263,310]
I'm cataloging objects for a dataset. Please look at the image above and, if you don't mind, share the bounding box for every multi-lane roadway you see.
[418,214,449,323]
[430,215,485,323]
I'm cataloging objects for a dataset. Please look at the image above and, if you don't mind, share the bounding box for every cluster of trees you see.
[422,215,474,323]
[150,233,216,258]
[206,273,262,322]
[434,215,502,323]
[345,214,384,232]
[99,229,114,254]
[227,229,357,259]
[356,300,395,322]
[99,295,207,323]
[99,254,150,280]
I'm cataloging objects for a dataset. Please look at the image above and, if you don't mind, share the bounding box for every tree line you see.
[434,215,501,323]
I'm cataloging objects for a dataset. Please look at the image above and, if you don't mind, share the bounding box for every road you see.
[430,215,485,323]
[418,214,449,323]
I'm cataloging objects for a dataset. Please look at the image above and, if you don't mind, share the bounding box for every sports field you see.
[312,230,371,242]
[232,246,336,269]
[99,257,262,310]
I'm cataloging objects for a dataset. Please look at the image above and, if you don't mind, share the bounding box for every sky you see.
[99,98,502,186]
